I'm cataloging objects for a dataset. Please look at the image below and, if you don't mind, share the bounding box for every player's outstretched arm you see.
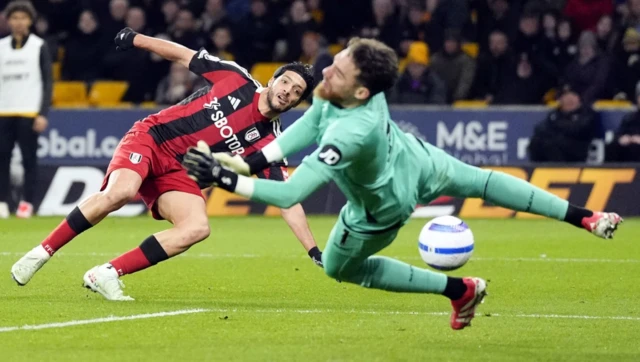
[114,28,195,68]
[280,204,323,267]
[182,142,327,208]
[219,98,326,175]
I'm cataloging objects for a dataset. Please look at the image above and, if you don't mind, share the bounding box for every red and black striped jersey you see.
[130,49,284,166]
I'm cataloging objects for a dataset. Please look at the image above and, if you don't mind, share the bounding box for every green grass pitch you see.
[1,216,639,362]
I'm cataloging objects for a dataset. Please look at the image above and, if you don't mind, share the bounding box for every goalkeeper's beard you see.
[314,81,348,104]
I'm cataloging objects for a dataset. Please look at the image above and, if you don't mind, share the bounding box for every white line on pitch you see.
[198,308,640,322]
[2,308,639,333]
[1,251,639,264]
[0,308,209,333]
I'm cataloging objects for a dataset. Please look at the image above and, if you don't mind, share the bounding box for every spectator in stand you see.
[161,0,180,30]
[307,0,324,25]
[155,61,195,105]
[280,0,319,62]
[169,8,205,50]
[136,0,164,34]
[618,0,640,31]
[388,41,447,104]
[606,81,640,162]
[234,0,280,68]
[541,10,559,42]
[358,0,401,49]
[563,0,614,33]
[474,0,518,52]
[33,0,82,36]
[493,52,547,105]
[209,25,235,61]
[102,0,129,41]
[423,0,469,53]
[103,7,152,103]
[34,15,59,62]
[611,28,640,101]
[430,29,476,102]
[528,84,599,162]
[398,5,427,57]
[299,31,332,85]
[595,14,618,53]
[562,30,610,104]
[200,0,230,34]
[550,17,579,72]
[472,30,514,103]
[62,10,104,82]
[513,10,544,55]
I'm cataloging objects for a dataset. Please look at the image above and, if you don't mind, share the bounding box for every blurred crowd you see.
[0,0,639,107]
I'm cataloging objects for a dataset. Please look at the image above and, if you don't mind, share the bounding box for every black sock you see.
[139,235,169,265]
[66,207,93,234]
[442,277,467,300]
[563,204,593,228]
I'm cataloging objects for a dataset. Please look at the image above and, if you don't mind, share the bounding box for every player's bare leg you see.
[11,169,143,286]
[83,191,210,301]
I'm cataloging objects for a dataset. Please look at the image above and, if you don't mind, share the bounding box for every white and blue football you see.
[418,216,474,271]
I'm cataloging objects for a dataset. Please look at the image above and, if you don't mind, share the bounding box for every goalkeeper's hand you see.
[211,153,251,176]
[182,140,234,189]
[308,247,323,268]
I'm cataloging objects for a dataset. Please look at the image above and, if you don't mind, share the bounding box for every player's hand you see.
[212,153,251,176]
[308,247,323,268]
[114,27,138,51]
[33,115,48,133]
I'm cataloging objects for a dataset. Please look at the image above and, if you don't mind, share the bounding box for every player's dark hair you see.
[5,0,36,21]
[347,37,399,98]
[273,62,314,105]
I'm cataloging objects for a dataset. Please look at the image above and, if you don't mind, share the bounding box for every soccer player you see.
[182,37,623,330]
[11,28,322,301]
[0,1,53,219]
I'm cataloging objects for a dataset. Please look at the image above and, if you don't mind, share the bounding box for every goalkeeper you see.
[182,38,623,330]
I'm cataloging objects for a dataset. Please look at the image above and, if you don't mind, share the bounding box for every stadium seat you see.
[52,81,88,107]
[593,99,634,109]
[52,62,61,81]
[452,100,488,108]
[96,102,134,109]
[140,101,159,109]
[328,44,343,56]
[543,88,556,103]
[250,62,286,86]
[88,81,129,106]
[461,43,479,58]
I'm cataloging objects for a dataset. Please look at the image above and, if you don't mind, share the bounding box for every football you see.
[418,216,474,271]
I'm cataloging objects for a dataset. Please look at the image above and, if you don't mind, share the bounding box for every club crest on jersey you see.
[129,152,142,164]
[244,127,261,142]
[203,97,221,110]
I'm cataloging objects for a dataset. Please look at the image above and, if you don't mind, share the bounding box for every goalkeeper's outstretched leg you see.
[432,154,623,239]
[320,217,488,330]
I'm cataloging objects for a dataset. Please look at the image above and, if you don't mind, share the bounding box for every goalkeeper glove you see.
[114,27,138,51]
[211,153,251,176]
[182,141,239,192]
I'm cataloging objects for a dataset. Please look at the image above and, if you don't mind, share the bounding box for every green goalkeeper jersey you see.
[254,93,440,233]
